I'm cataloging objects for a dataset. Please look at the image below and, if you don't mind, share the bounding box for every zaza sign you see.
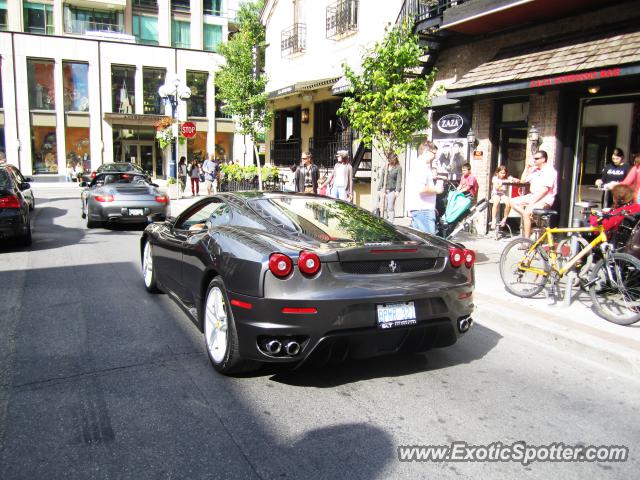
[432,109,471,140]
[181,121,197,138]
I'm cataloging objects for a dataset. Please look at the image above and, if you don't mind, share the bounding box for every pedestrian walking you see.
[189,159,201,196]
[178,156,188,193]
[202,154,219,195]
[406,140,443,234]
[294,152,319,193]
[377,153,402,222]
[325,149,353,201]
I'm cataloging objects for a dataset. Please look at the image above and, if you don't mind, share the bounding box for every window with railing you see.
[326,0,358,39]
[133,14,158,45]
[133,0,158,12]
[204,0,222,16]
[0,1,7,31]
[187,71,207,118]
[143,67,166,114]
[171,0,190,13]
[172,19,190,48]
[24,2,54,35]
[203,23,222,52]
[216,100,232,119]
[281,23,306,57]
[63,6,124,34]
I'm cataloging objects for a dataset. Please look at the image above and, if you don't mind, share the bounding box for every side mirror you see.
[19,182,31,191]
[24,176,34,182]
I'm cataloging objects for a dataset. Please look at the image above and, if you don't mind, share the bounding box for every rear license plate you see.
[377,302,417,329]
[128,208,144,216]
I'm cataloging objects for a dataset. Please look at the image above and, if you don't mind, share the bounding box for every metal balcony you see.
[281,23,306,57]
[326,0,358,39]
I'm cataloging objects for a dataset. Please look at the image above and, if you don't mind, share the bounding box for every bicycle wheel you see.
[499,237,550,298]
[588,252,640,325]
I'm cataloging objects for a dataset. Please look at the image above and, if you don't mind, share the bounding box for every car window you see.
[249,196,411,244]
[176,199,231,230]
[0,170,13,191]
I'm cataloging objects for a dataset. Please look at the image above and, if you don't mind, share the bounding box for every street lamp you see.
[528,124,541,154]
[158,75,191,197]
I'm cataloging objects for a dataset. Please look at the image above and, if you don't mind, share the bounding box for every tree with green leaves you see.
[216,0,271,188]
[337,22,437,162]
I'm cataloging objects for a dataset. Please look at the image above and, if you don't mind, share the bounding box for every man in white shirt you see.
[406,140,443,234]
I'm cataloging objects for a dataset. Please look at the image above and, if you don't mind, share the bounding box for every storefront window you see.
[28,59,55,110]
[187,71,207,117]
[65,127,90,174]
[133,14,158,45]
[187,131,207,165]
[143,67,166,114]
[24,2,54,35]
[203,23,222,52]
[63,6,124,34]
[63,62,89,112]
[0,1,7,31]
[0,126,6,164]
[171,19,190,48]
[31,126,57,174]
[111,65,135,113]
[203,0,221,16]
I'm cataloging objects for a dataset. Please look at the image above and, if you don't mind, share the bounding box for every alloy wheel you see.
[204,287,228,364]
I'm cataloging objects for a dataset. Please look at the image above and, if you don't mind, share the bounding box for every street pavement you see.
[0,183,638,479]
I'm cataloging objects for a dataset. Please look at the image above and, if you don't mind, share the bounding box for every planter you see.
[166,183,180,200]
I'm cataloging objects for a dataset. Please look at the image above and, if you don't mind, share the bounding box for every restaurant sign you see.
[529,68,620,88]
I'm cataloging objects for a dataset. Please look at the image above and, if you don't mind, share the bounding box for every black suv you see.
[0,165,33,246]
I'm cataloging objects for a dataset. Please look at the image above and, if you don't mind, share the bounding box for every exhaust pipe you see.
[264,339,282,355]
[458,316,472,333]
[284,340,301,356]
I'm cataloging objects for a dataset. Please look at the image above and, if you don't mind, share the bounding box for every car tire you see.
[86,205,99,228]
[81,200,86,219]
[21,220,32,247]
[142,240,160,293]
[203,277,253,375]
[29,198,35,211]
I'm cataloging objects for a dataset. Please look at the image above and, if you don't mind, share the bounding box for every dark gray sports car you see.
[81,172,169,228]
[141,192,476,375]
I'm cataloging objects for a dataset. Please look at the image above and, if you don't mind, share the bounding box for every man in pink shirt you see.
[511,150,558,238]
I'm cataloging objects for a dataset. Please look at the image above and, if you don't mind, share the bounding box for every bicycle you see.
[499,208,640,325]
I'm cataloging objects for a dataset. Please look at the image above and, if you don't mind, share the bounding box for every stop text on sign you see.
[181,122,197,138]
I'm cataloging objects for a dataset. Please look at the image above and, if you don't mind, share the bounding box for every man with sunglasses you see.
[511,150,558,239]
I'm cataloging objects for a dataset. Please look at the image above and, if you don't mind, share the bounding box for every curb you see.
[475,294,640,379]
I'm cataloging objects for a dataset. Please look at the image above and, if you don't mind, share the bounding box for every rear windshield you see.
[95,173,148,185]
[99,164,140,173]
[249,196,411,244]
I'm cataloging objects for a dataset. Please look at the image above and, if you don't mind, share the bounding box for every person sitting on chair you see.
[457,163,479,200]
[490,165,514,229]
[511,150,558,239]
[589,184,640,232]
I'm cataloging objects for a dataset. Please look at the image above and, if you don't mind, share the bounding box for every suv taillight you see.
[269,253,293,278]
[0,195,21,209]
[298,251,321,276]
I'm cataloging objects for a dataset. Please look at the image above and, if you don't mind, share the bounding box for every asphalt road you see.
[0,186,638,480]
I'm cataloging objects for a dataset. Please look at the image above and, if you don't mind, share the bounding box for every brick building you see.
[419,0,640,230]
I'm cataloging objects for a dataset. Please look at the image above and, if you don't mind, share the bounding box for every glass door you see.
[121,141,157,177]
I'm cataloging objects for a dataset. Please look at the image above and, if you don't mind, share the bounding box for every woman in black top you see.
[596,147,629,206]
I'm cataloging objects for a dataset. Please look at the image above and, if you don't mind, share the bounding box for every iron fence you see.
[281,23,306,57]
[309,131,353,170]
[326,0,358,39]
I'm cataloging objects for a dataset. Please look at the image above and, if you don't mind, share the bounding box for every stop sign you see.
[181,121,197,138]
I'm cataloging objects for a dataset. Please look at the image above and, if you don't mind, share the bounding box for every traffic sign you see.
[181,122,197,138]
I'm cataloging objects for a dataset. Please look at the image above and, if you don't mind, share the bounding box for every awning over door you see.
[447,29,640,98]
[267,77,341,99]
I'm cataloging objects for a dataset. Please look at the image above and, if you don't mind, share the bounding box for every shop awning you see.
[332,76,352,96]
[267,77,341,99]
[447,29,640,98]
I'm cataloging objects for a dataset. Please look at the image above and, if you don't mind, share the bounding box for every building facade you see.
[0,0,249,179]
[261,0,404,207]
[420,0,640,230]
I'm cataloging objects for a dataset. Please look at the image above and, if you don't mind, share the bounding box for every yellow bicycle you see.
[499,209,640,325]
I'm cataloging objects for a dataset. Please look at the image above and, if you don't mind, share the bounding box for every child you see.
[490,165,513,229]
[457,162,479,200]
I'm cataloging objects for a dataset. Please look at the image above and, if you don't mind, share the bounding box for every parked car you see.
[0,165,33,246]
[82,162,151,183]
[3,164,35,211]
[140,192,476,375]
[80,172,169,228]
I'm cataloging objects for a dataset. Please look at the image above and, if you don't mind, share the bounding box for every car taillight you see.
[449,247,464,268]
[269,253,293,278]
[90,171,96,179]
[0,195,21,209]
[155,195,169,203]
[298,251,321,276]
[95,195,114,202]
[463,249,476,268]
